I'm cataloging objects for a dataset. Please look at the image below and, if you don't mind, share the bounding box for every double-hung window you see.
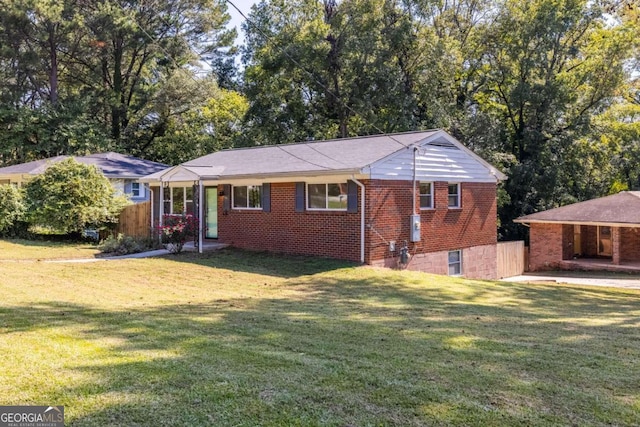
[448,250,462,276]
[162,186,194,215]
[131,182,144,198]
[307,183,348,210]
[233,185,262,209]
[448,183,460,208]
[419,182,433,209]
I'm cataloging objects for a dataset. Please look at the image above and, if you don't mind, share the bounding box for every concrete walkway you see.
[46,241,228,263]
[503,273,640,290]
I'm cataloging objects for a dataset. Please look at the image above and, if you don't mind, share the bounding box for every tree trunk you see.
[111,35,124,140]
[47,23,58,106]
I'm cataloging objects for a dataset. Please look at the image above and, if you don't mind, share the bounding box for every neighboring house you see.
[0,152,168,203]
[142,130,506,279]
[515,191,640,272]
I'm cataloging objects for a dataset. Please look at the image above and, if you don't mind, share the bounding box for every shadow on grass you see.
[161,247,358,279]
[1,266,640,426]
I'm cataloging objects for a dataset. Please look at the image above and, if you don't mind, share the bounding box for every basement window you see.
[448,250,462,276]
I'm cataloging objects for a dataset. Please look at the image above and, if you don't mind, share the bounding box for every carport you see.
[515,191,640,273]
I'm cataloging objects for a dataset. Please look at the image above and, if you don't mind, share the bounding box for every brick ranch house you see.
[142,130,507,279]
[515,191,640,272]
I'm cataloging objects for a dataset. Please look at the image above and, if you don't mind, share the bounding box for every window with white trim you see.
[448,183,460,208]
[307,183,348,210]
[233,185,262,209]
[419,182,433,209]
[448,250,462,276]
[131,182,144,198]
[163,186,194,215]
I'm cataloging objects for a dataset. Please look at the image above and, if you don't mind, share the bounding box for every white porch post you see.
[159,179,164,228]
[198,180,204,254]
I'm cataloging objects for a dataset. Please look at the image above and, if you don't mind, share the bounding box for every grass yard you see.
[0,244,639,426]
[0,239,100,260]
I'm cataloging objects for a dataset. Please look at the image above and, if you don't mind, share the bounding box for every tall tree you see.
[126,68,248,164]
[74,0,236,145]
[473,0,635,238]
[0,0,239,165]
[241,0,422,144]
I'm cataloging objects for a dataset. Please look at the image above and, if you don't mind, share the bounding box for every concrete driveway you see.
[503,272,640,290]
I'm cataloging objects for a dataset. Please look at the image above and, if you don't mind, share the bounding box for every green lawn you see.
[0,239,100,260]
[0,244,639,426]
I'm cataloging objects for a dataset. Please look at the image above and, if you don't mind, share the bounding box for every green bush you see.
[0,185,26,235]
[24,158,130,234]
[99,234,158,255]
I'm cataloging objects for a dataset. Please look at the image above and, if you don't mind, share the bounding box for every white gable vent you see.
[427,139,459,150]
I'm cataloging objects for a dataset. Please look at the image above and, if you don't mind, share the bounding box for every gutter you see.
[180,168,362,181]
[515,219,640,228]
[412,146,418,214]
[149,185,154,233]
[351,176,366,264]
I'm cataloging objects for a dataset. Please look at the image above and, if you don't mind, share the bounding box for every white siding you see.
[369,140,499,183]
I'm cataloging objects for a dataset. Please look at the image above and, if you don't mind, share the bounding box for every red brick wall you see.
[218,182,362,261]
[529,223,564,270]
[620,227,640,261]
[216,180,498,270]
[365,180,498,262]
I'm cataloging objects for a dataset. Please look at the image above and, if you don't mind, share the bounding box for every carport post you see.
[612,227,621,265]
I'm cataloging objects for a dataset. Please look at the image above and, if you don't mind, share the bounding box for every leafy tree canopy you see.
[24,158,130,233]
[0,185,26,234]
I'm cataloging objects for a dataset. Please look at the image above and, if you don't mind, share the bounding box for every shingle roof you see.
[183,131,440,177]
[515,192,640,226]
[0,152,168,179]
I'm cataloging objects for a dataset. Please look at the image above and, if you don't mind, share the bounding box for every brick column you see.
[612,226,621,265]
[529,223,564,271]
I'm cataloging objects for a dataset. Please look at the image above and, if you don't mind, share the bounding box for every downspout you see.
[351,176,365,264]
[148,184,154,235]
[412,146,418,215]
[159,178,164,228]
[198,180,204,254]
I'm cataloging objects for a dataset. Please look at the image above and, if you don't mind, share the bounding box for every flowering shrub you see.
[158,214,198,254]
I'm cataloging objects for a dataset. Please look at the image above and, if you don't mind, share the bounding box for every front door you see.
[573,225,582,257]
[205,187,218,239]
[598,226,612,257]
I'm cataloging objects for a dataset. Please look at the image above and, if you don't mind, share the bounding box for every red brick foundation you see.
[371,244,497,279]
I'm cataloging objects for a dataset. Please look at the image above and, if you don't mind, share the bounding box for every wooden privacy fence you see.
[113,201,151,238]
[497,240,526,278]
